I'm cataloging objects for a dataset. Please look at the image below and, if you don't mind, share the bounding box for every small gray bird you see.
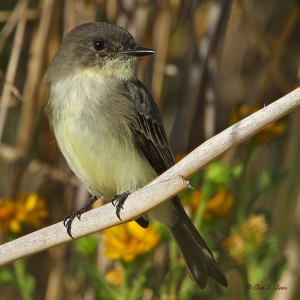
[44,22,228,289]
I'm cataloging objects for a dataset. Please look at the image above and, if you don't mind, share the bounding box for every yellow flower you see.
[230,104,253,124]
[183,188,234,220]
[243,214,267,244]
[0,193,48,234]
[255,122,286,144]
[0,199,19,233]
[105,268,124,287]
[230,104,286,143]
[224,214,268,263]
[102,221,160,262]
[205,189,235,220]
[18,193,48,227]
[182,189,202,212]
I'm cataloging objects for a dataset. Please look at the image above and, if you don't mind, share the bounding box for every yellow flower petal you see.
[105,268,123,287]
[205,189,235,220]
[185,188,234,220]
[0,193,48,234]
[102,221,160,262]
[9,219,21,234]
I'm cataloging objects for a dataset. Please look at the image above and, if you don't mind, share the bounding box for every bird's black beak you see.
[121,45,155,57]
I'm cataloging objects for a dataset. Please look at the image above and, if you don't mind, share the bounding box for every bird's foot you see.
[63,195,98,238]
[112,191,131,220]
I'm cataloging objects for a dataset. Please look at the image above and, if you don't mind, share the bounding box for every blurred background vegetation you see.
[0,0,299,299]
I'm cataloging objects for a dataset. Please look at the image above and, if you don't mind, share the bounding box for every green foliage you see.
[0,260,35,300]
[14,260,35,300]
[74,235,99,260]
[82,264,118,300]
[205,161,233,186]
[0,267,14,284]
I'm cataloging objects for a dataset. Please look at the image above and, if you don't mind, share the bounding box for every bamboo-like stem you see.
[16,0,55,157]
[0,0,29,141]
[152,7,172,106]
[0,87,299,266]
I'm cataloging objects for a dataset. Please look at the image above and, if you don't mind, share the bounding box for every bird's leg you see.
[63,195,98,238]
[112,191,131,220]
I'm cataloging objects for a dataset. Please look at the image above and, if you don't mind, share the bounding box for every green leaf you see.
[82,264,118,300]
[257,170,287,194]
[13,260,35,300]
[267,256,287,286]
[74,235,99,257]
[0,267,14,284]
[232,163,244,179]
[205,162,232,186]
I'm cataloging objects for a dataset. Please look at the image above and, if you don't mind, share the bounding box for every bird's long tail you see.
[168,198,228,289]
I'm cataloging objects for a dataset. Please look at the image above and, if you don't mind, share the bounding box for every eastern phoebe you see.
[44,22,228,289]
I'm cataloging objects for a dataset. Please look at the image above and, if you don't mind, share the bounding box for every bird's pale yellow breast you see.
[47,69,156,199]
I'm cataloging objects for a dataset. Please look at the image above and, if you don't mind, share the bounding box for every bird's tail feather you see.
[168,198,228,289]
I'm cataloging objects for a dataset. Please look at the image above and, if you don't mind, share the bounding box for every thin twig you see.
[27,160,79,187]
[236,0,292,94]
[0,176,189,266]
[0,87,299,266]
[0,9,38,23]
[0,0,29,142]
[0,69,23,101]
[0,0,30,53]
[253,4,300,103]
[0,143,21,162]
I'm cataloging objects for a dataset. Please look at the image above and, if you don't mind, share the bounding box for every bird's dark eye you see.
[93,40,105,51]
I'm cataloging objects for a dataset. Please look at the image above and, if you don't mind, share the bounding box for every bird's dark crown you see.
[65,22,136,55]
[44,22,152,82]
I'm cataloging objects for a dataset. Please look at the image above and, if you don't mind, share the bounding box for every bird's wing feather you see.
[121,81,228,289]
[122,80,174,175]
